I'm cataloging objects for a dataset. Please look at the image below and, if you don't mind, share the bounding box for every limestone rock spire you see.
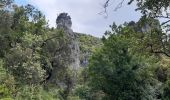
[55,13,80,70]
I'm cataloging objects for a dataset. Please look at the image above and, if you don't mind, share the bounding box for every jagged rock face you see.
[56,13,80,70]
[130,18,161,33]
[47,13,80,91]
[56,13,72,29]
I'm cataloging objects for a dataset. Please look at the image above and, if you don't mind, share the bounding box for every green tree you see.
[104,0,170,32]
[88,34,158,100]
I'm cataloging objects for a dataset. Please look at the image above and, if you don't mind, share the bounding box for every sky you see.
[15,0,142,37]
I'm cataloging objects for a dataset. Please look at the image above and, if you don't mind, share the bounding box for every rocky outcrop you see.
[54,13,80,70]
[46,13,80,94]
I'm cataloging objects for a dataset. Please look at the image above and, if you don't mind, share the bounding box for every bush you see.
[73,85,91,100]
[15,85,58,100]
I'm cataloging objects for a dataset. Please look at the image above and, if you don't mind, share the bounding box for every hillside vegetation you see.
[76,33,102,66]
[0,0,170,100]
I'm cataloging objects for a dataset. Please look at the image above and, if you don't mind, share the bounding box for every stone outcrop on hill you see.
[46,13,80,95]
[54,13,80,70]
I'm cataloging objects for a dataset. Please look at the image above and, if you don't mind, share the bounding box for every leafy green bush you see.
[73,85,91,100]
[88,35,158,100]
[15,85,58,100]
[0,84,12,99]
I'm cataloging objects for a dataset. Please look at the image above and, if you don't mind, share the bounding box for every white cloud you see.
[28,0,141,37]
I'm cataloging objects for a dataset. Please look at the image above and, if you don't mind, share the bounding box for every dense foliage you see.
[76,33,102,66]
[0,0,170,100]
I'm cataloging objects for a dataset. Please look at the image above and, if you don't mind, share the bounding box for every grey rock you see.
[55,13,80,70]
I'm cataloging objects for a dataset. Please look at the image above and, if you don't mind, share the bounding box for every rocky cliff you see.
[45,13,81,94]
[54,13,80,70]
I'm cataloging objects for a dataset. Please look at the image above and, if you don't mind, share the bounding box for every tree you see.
[98,17,170,99]
[104,0,170,29]
[0,0,13,8]
[1,4,50,85]
[5,35,46,84]
[88,34,157,99]
[0,0,13,57]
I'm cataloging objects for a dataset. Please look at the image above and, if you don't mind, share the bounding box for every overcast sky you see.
[15,0,141,37]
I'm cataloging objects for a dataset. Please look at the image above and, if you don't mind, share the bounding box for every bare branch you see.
[114,0,125,11]
[161,20,170,25]
[155,15,170,19]
[151,50,170,57]
[98,0,110,18]
[41,35,61,47]
[149,37,170,57]
[99,0,125,17]
[104,0,110,8]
